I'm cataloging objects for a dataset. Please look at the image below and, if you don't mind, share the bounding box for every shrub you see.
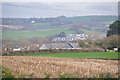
[109,50,114,52]
[2,67,14,78]
[59,74,70,78]
[105,73,111,78]
[17,74,26,78]
[44,72,52,78]
[27,73,35,78]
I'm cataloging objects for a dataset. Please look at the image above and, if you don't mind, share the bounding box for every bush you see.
[59,74,70,78]
[109,50,114,52]
[44,72,52,78]
[2,67,14,78]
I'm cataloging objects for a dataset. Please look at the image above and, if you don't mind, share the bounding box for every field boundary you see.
[2,48,105,56]
[77,58,120,60]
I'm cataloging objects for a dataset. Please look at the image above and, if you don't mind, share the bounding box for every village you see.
[2,32,107,52]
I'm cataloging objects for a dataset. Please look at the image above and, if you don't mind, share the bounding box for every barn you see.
[39,42,80,49]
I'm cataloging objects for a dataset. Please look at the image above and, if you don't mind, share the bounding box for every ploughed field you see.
[2,56,119,78]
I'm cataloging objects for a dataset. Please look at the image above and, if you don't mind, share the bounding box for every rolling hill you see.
[2,15,117,40]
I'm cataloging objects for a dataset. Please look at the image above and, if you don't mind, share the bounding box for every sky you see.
[1,0,119,2]
[1,2,118,18]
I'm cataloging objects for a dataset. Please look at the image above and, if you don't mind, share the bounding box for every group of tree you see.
[76,20,120,51]
[107,21,120,36]
[107,21,120,51]
[2,37,50,52]
[76,35,119,50]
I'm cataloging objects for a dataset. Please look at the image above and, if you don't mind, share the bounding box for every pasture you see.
[2,28,76,40]
[31,22,51,28]
[80,29,98,34]
[22,52,119,59]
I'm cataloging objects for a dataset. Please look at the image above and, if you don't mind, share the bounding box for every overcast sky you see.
[2,2,118,18]
[1,0,119,2]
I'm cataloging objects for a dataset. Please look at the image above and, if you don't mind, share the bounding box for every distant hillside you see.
[2,15,117,40]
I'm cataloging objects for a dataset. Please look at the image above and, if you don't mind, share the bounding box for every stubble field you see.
[2,56,119,78]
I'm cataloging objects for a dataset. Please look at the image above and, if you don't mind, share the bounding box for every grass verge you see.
[21,52,119,59]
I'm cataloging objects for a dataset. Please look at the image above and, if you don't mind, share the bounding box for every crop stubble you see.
[2,56,119,78]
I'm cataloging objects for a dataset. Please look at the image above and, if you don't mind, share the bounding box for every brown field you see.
[0,25,24,30]
[2,56,119,78]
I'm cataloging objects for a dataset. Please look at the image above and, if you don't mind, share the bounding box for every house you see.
[12,47,25,51]
[52,33,106,42]
[12,48,21,51]
[39,42,80,49]
[114,48,118,52]
[51,34,87,42]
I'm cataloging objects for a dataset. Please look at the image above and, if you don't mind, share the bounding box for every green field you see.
[22,52,119,59]
[80,29,98,34]
[2,28,76,40]
[31,22,52,28]
[102,21,114,25]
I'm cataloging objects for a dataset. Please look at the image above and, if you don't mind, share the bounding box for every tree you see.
[47,34,58,41]
[101,35,119,49]
[28,37,50,46]
[2,39,17,52]
[18,38,31,48]
[107,21,120,36]
[76,39,99,48]
[58,32,67,37]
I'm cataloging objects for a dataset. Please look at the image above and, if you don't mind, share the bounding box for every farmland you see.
[21,52,119,59]
[80,29,98,34]
[31,22,51,28]
[2,56,119,78]
[2,28,76,40]
[2,15,117,40]
[1,3,119,78]
[2,27,101,40]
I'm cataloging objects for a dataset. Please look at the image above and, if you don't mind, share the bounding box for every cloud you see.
[87,2,117,13]
[1,0,119,2]
[2,2,118,18]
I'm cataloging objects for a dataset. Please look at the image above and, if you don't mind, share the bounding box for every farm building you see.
[39,42,80,49]
[51,34,88,42]
[52,33,106,42]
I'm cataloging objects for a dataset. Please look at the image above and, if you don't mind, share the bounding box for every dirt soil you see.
[2,56,119,78]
